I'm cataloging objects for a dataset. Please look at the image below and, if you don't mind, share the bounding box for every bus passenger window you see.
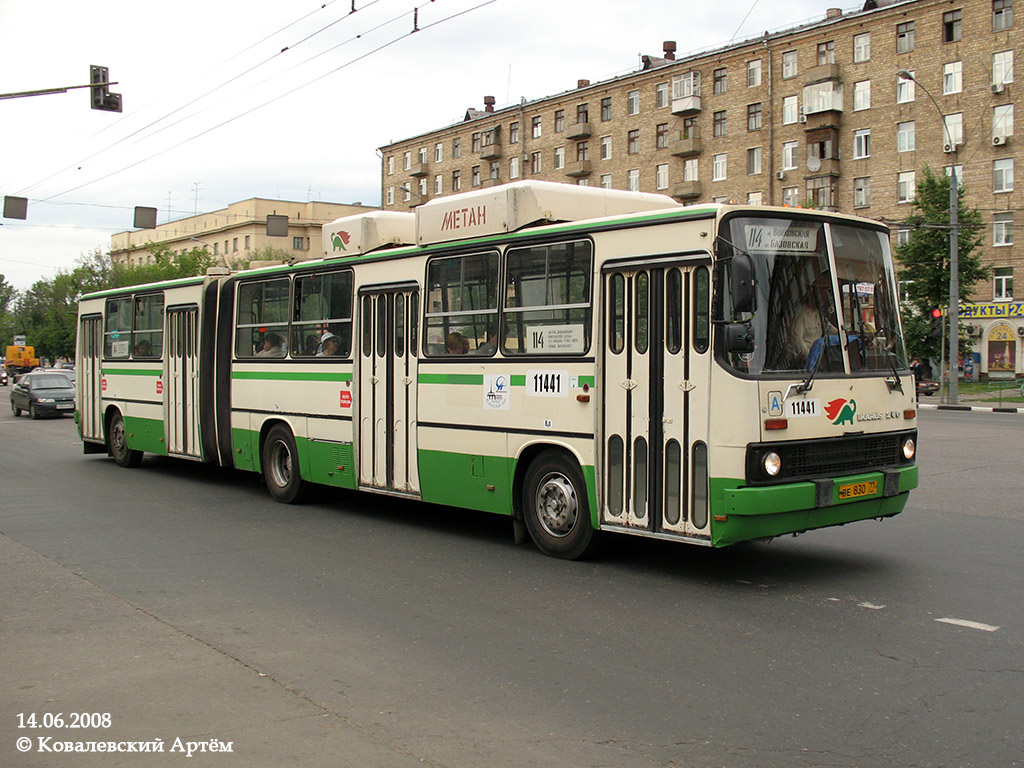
[424,251,499,356]
[235,278,290,358]
[292,270,353,358]
[133,294,164,358]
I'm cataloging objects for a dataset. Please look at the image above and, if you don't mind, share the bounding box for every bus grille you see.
[745,430,916,485]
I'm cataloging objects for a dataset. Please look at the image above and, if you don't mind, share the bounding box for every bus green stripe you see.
[102,368,162,376]
[232,370,353,382]
[418,373,484,385]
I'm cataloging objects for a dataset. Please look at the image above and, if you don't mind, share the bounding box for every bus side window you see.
[133,294,164,358]
[424,251,499,356]
[104,298,133,359]
[235,278,290,358]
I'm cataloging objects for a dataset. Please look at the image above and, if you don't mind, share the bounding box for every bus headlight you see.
[763,451,782,477]
[902,437,916,460]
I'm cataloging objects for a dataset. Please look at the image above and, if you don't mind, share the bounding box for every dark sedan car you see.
[10,372,76,419]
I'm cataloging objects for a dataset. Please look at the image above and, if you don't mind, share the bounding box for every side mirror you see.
[731,253,754,314]
[725,322,755,353]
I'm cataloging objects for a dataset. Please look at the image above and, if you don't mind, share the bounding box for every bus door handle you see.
[679,381,696,392]
[621,379,638,390]
[403,377,412,386]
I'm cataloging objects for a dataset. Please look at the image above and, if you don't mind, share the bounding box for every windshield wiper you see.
[884,348,905,393]
[787,333,829,398]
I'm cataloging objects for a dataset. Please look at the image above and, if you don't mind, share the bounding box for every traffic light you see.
[929,308,943,339]
[90,65,122,112]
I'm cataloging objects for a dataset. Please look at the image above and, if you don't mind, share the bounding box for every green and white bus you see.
[77,181,918,558]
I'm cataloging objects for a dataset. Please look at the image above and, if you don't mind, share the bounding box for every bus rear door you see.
[165,305,201,458]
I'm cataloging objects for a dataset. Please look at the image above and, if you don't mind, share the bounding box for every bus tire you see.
[262,424,306,504]
[108,411,143,468]
[522,450,598,560]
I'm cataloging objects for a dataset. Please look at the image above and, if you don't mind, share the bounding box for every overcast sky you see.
[1,0,841,291]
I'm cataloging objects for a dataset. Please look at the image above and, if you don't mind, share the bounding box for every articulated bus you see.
[77,181,918,558]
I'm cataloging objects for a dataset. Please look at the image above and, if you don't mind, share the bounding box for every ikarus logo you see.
[825,398,856,426]
[331,230,351,252]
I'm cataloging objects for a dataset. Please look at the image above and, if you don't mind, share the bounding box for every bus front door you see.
[79,315,104,442]
[358,285,420,495]
[601,261,712,539]
[165,306,201,458]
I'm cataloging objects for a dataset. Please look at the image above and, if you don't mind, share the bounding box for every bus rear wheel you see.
[108,411,143,468]
[262,424,306,503]
[522,450,598,560]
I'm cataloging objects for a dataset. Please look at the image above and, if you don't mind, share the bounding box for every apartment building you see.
[381,0,1021,376]
[111,198,376,267]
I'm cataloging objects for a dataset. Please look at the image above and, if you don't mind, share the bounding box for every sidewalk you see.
[917,385,1024,414]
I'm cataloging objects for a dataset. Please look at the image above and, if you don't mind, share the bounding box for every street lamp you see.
[898,70,960,404]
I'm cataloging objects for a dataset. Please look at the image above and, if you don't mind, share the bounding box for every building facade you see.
[380,0,1021,377]
[111,198,376,267]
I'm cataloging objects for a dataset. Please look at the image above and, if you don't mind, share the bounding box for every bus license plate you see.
[838,480,878,500]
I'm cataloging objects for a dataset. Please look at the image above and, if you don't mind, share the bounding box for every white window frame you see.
[509,156,520,179]
[943,61,963,95]
[747,146,762,175]
[944,113,964,147]
[656,163,669,190]
[898,170,916,203]
[434,174,442,195]
[782,186,799,207]
[782,141,798,170]
[898,121,916,153]
[627,169,640,192]
[854,33,871,63]
[994,158,1014,192]
[600,135,612,161]
[712,153,727,181]
[993,213,1014,246]
[854,176,871,208]
[747,191,763,206]
[782,51,798,79]
[554,146,565,170]
[994,266,1013,300]
[853,128,871,159]
[896,72,915,103]
[656,82,669,108]
[627,89,640,116]
[434,143,443,163]
[782,95,798,125]
[683,158,699,182]
[600,174,613,189]
[386,185,394,205]
[747,59,762,87]
[853,80,871,111]
[994,104,1015,138]
[993,50,1014,88]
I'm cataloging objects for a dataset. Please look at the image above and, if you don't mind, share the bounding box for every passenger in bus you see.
[445,332,469,355]
[134,339,153,357]
[317,334,341,357]
[476,325,498,355]
[256,333,285,357]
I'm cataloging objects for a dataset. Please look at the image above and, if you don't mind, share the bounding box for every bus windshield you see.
[720,215,907,377]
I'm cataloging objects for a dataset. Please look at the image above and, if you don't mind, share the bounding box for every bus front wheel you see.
[262,425,306,503]
[108,411,143,468]
[522,450,598,560]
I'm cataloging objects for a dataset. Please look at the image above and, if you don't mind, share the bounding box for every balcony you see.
[805,157,841,177]
[670,129,702,157]
[565,160,592,178]
[566,122,592,140]
[670,95,701,115]
[481,178,502,188]
[408,162,429,177]
[479,143,502,160]
[805,62,841,85]
[672,180,701,200]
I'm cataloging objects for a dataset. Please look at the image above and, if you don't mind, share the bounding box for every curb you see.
[918,402,1024,414]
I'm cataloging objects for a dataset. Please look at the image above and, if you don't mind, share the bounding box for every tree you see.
[895,166,987,361]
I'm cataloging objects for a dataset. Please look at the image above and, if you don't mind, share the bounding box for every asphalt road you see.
[1,398,1021,768]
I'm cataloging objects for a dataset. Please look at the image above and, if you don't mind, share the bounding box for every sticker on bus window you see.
[483,374,510,410]
[111,340,130,357]
[527,370,569,398]
[743,223,815,254]
[525,324,585,354]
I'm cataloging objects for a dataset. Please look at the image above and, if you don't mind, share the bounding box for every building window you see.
[601,135,612,160]
[434,143,443,163]
[943,10,962,42]
[232,237,238,252]
[554,146,565,169]
[853,177,871,208]
[576,141,589,162]
[945,165,964,189]
[673,71,700,100]
[403,151,411,170]
[683,158,699,182]
[782,141,798,170]
[530,152,541,174]
[453,137,461,158]
[419,177,429,197]
[435,174,443,194]
[896,230,911,248]
[782,95,798,125]
[944,113,964,147]
[577,103,589,124]
[993,0,1013,30]
[244,235,250,249]
[782,186,799,207]
[554,109,565,133]
[713,67,727,94]
[532,116,542,139]
[817,41,835,65]
[747,147,762,175]
[418,147,428,164]
[853,129,871,159]
[387,156,394,175]
[471,166,481,187]
[807,176,835,208]
[656,123,669,149]
[489,160,500,180]
[747,59,762,87]
[994,104,1015,138]
[656,164,669,190]
[656,82,669,108]
[897,21,915,53]
[747,192,763,206]
[747,103,762,131]
[993,51,1014,88]
[898,121,916,152]
[993,213,1014,246]
[712,153,727,181]
[898,170,916,203]
[896,71,915,103]
[627,89,640,115]
[601,97,612,121]
[471,133,481,153]
[782,51,797,79]
[994,158,1014,192]
[576,178,590,187]
[452,169,461,191]
[509,122,519,144]
[853,32,871,62]
[994,266,1013,300]
[853,80,871,111]
[293,236,305,250]
[627,169,640,191]
[600,174,612,189]
[627,129,639,154]
[713,110,727,137]
[943,61,963,94]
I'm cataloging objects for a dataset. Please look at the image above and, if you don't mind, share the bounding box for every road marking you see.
[935,617,1000,632]
[858,602,886,610]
